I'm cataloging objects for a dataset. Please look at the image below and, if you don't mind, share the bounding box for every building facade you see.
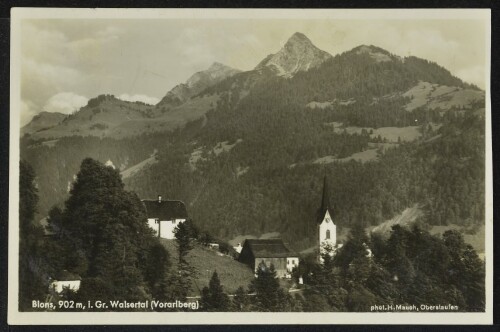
[142,195,188,239]
[239,239,299,278]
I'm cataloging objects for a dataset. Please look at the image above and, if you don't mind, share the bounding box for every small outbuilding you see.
[50,270,82,293]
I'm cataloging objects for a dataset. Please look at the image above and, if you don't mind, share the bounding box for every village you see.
[48,176,372,298]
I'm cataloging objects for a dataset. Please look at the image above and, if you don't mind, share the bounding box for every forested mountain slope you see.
[21,34,485,253]
[21,111,67,136]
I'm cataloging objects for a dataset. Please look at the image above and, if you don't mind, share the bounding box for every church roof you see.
[317,175,332,224]
[242,239,297,258]
[142,199,188,220]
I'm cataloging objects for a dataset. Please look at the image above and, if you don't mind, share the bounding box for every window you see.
[287,260,290,265]
[326,230,330,240]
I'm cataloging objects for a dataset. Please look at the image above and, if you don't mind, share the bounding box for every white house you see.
[142,195,188,239]
[50,270,81,293]
[233,243,243,254]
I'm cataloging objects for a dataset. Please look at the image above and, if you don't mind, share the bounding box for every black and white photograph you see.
[8,8,492,325]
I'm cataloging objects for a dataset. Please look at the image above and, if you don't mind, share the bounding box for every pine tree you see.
[174,221,193,264]
[307,246,347,311]
[251,262,286,311]
[200,271,230,311]
[51,158,158,302]
[442,230,485,311]
[143,242,171,298]
[232,286,250,312]
[19,160,46,310]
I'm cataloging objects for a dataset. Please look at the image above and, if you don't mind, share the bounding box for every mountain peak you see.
[208,62,228,71]
[255,32,332,77]
[351,45,396,62]
[157,62,241,107]
[22,111,67,136]
[186,62,240,88]
[287,32,311,43]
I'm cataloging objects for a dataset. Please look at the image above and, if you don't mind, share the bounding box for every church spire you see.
[317,175,331,223]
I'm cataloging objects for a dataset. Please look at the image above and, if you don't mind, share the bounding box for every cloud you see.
[96,25,122,42]
[20,100,39,126]
[172,28,216,68]
[43,92,89,114]
[117,93,160,105]
[456,65,485,89]
[20,21,122,122]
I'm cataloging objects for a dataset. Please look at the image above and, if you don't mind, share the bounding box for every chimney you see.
[158,195,162,203]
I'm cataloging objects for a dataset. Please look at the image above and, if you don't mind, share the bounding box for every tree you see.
[442,230,485,311]
[174,221,194,264]
[200,271,230,311]
[251,262,286,311]
[307,245,347,311]
[142,242,171,299]
[232,286,250,312]
[50,158,159,303]
[19,160,47,310]
[19,160,38,233]
[334,222,369,272]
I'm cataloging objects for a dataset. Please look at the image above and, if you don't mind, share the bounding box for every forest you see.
[19,158,484,312]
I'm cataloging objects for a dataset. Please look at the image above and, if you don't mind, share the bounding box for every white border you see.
[8,7,492,325]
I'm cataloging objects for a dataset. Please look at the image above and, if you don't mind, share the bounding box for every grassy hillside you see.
[159,239,255,295]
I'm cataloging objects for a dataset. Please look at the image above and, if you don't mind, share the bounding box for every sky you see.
[19,18,488,125]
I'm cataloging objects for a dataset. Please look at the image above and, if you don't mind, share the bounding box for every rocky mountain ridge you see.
[255,32,332,77]
[156,62,241,109]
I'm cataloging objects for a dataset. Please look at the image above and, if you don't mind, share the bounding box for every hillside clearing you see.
[236,166,249,177]
[120,151,158,179]
[160,239,255,295]
[306,98,356,109]
[329,123,422,142]
[403,81,484,111]
[369,205,423,237]
[313,149,379,165]
[41,139,59,147]
[189,139,243,170]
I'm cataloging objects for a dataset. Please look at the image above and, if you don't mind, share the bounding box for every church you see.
[316,176,341,262]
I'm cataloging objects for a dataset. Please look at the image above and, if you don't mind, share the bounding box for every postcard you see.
[8,8,492,325]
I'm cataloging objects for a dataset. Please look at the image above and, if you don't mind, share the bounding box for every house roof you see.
[55,270,81,281]
[142,199,188,220]
[243,239,297,258]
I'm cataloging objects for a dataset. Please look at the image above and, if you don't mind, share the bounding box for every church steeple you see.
[317,175,331,224]
[317,174,337,263]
